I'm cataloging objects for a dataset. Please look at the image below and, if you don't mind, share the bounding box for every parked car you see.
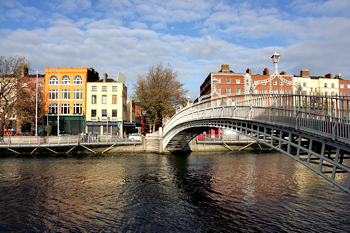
[14,133,27,136]
[128,133,142,141]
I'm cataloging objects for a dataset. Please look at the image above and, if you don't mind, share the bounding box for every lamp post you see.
[271,51,280,75]
[107,113,109,135]
[212,78,218,96]
[35,71,38,136]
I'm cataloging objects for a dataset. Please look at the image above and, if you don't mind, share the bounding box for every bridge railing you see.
[163,94,350,145]
[0,135,142,148]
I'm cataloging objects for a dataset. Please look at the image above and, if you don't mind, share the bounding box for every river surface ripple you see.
[0,151,349,232]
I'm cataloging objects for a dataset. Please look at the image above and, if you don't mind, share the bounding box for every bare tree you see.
[0,55,31,134]
[132,62,188,132]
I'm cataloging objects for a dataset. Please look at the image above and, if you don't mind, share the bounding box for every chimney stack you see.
[246,67,251,75]
[263,68,269,76]
[20,65,28,78]
[280,70,287,75]
[325,73,333,79]
[300,69,310,77]
[335,73,342,79]
[103,72,108,82]
[221,63,229,72]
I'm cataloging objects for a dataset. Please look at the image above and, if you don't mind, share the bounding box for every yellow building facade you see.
[44,67,99,135]
[293,70,339,95]
[85,73,129,136]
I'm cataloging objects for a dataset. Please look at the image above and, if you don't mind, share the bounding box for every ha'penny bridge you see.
[163,94,350,193]
[1,94,350,193]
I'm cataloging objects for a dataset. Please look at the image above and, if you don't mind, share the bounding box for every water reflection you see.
[0,152,349,232]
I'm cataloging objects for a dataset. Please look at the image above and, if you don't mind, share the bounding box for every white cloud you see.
[1,0,350,101]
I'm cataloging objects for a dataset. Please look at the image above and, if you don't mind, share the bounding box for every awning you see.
[123,122,136,127]
[86,121,122,126]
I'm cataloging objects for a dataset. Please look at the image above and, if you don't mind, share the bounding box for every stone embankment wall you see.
[95,130,260,154]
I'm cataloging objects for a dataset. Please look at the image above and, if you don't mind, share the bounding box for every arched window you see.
[61,76,70,85]
[49,76,58,85]
[73,76,82,85]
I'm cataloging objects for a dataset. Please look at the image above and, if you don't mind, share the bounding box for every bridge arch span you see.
[163,94,350,193]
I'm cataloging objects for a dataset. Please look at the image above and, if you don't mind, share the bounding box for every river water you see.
[0,151,349,232]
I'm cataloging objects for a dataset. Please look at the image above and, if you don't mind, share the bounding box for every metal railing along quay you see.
[0,135,142,149]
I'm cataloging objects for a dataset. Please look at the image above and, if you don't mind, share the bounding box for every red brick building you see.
[199,63,294,100]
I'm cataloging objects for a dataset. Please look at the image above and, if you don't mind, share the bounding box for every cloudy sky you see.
[0,0,349,99]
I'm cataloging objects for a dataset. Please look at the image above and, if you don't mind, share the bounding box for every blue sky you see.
[1,0,349,99]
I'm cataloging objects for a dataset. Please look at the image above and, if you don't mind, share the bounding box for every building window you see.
[102,109,107,120]
[112,109,117,120]
[273,89,278,94]
[286,90,291,94]
[262,81,266,85]
[91,109,96,120]
[348,84,350,89]
[236,79,240,84]
[226,88,231,94]
[92,95,97,104]
[49,89,58,100]
[102,95,107,104]
[273,81,277,86]
[280,90,284,94]
[216,78,221,83]
[331,92,335,96]
[73,76,82,84]
[254,89,258,94]
[61,76,70,85]
[331,83,335,88]
[49,76,58,85]
[263,89,267,94]
[226,79,231,84]
[92,86,97,91]
[102,86,107,92]
[73,104,82,114]
[112,95,117,104]
[303,82,306,87]
[112,86,117,92]
[347,92,350,97]
[340,84,344,89]
[324,83,328,88]
[236,88,240,94]
[48,104,57,114]
[216,88,221,94]
[73,89,82,100]
[61,104,70,114]
[325,91,328,96]
[286,81,291,86]
[340,92,344,97]
[61,89,70,99]
[280,81,283,86]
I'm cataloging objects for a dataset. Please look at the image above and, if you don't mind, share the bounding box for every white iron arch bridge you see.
[162,94,350,193]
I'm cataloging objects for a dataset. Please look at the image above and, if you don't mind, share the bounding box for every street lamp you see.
[212,78,218,96]
[271,51,280,75]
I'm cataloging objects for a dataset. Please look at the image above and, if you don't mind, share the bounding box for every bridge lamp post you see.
[271,51,280,75]
[187,96,191,106]
[212,78,218,97]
